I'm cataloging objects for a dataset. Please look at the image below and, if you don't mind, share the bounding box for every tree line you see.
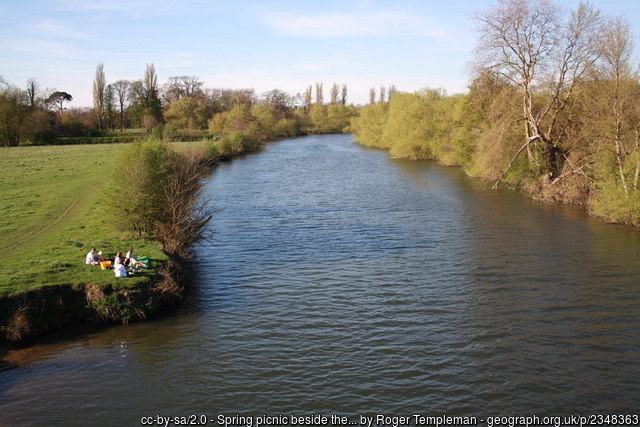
[351,0,640,226]
[0,64,356,146]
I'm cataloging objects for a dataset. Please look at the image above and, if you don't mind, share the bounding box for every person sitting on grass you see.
[85,248,103,265]
[125,247,148,268]
[114,254,127,278]
[114,251,123,266]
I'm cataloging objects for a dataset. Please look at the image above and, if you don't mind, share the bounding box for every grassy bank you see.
[0,111,342,341]
[0,141,210,342]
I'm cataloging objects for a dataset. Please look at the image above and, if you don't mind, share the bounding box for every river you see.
[1,134,639,425]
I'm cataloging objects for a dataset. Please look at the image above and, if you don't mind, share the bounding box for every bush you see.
[33,130,57,145]
[350,103,389,149]
[104,137,173,236]
[103,136,213,255]
[274,118,299,137]
[154,154,212,257]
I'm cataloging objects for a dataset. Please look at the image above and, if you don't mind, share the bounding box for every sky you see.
[1,0,640,107]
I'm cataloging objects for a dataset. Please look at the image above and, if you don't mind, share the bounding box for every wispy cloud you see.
[27,18,90,40]
[263,11,451,40]
[52,0,157,13]
[51,0,209,16]
[6,39,81,58]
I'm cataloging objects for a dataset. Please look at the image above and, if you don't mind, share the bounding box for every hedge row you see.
[29,135,215,146]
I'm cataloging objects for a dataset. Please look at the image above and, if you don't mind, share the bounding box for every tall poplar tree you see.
[144,63,162,121]
[315,82,324,105]
[330,82,339,105]
[92,63,106,130]
[340,84,348,106]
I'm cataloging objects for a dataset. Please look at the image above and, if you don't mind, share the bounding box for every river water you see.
[1,134,639,425]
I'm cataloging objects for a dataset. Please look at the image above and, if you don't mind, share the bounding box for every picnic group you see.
[85,247,149,277]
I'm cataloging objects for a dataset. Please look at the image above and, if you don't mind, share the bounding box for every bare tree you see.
[232,89,256,106]
[93,63,106,129]
[112,80,130,132]
[330,82,339,105]
[162,76,205,104]
[144,63,159,107]
[206,88,256,111]
[369,87,376,105]
[594,16,638,196]
[144,63,158,96]
[26,78,39,109]
[155,153,212,257]
[315,82,324,104]
[304,85,313,112]
[263,88,292,112]
[341,84,348,105]
[388,84,397,100]
[379,86,387,103]
[474,0,605,188]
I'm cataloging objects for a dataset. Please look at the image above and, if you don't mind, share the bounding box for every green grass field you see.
[0,141,207,298]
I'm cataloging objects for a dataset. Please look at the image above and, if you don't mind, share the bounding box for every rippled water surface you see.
[1,135,639,425]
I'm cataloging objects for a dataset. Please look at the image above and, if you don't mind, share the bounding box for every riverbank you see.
[0,140,227,343]
[4,134,632,422]
[0,128,330,343]
[350,92,640,227]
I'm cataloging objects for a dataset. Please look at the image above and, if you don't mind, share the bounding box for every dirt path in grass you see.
[0,189,92,257]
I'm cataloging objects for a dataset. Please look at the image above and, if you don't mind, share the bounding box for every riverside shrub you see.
[104,137,172,236]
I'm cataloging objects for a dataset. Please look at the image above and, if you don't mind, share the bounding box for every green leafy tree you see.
[585,17,640,224]
[105,136,212,253]
[164,97,208,131]
[383,91,437,160]
[45,91,72,116]
[310,102,328,134]
[251,104,279,138]
[104,84,116,131]
[208,110,230,135]
[127,80,146,127]
[351,102,389,148]
[210,104,265,156]
[326,104,356,133]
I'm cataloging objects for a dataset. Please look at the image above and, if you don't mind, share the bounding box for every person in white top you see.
[125,247,147,268]
[85,248,100,265]
[114,251,123,266]
[113,252,127,277]
[114,262,127,277]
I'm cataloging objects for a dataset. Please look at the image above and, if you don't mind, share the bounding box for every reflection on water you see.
[1,135,639,424]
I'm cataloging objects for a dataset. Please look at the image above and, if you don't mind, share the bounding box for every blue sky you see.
[1,0,639,107]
